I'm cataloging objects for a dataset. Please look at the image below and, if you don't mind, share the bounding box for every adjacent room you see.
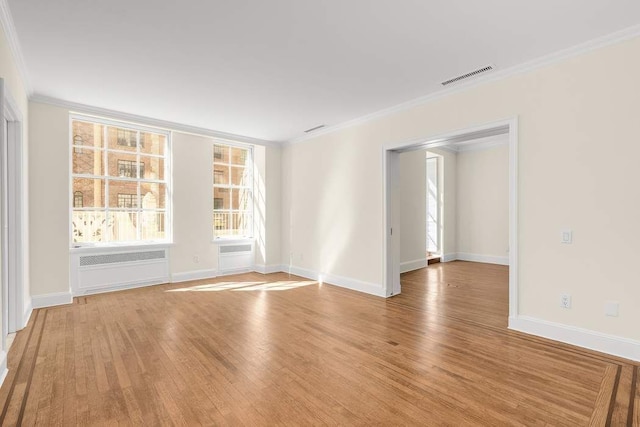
[1,0,639,424]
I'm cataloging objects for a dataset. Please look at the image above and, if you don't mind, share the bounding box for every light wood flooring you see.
[0,261,638,425]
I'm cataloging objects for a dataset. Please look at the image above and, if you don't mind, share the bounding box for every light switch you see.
[561,229,572,244]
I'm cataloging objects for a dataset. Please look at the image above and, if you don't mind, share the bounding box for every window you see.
[117,193,138,208]
[73,191,83,208]
[212,143,253,238]
[117,129,143,148]
[71,116,170,245]
[117,159,145,178]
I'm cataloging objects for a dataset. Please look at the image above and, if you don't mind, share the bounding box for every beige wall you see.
[1,18,30,330]
[281,36,640,341]
[456,144,509,260]
[29,101,281,294]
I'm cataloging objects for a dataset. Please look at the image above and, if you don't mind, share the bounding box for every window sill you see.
[70,242,173,254]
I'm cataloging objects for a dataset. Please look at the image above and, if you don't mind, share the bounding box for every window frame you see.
[69,113,172,248]
[212,141,254,241]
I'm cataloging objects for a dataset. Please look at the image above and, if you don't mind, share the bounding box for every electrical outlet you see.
[193,255,200,263]
[561,229,572,244]
[560,294,571,309]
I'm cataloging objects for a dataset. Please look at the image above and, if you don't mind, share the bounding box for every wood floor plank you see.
[1,262,638,425]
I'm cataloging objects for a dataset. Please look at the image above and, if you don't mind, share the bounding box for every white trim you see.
[288,25,640,145]
[32,291,73,308]
[288,265,385,298]
[509,315,640,362]
[0,0,32,95]
[22,298,31,329]
[253,264,285,274]
[454,134,508,152]
[0,350,7,388]
[216,267,254,277]
[32,94,280,147]
[454,253,509,266]
[400,258,428,273]
[441,253,457,262]
[170,269,217,283]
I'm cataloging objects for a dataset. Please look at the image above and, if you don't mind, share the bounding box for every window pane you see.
[230,165,251,187]
[140,155,165,180]
[213,165,229,185]
[232,188,252,210]
[140,182,166,209]
[73,148,103,176]
[213,212,230,236]
[108,211,138,242]
[72,210,107,243]
[140,132,165,156]
[213,187,231,209]
[72,178,105,208]
[230,147,249,165]
[213,145,229,163]
[230,212,252,236]
[108,180,139,208]
[140,211,166,240]
[108,152,142,178]
[72,121,104,149]
[107,126,138,152]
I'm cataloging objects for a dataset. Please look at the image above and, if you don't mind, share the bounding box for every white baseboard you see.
[32,291,73,308]
[509,315,640,362]
[287,265,385,297]
[400,258,428,273]
[22,298,33,329]
[445,252,509,265]
[0,350,7,389]
[253,264,286,274]
[441,253,457,262]
[217,267,254,277]
[170,269,217,283]
[73,277,169,296]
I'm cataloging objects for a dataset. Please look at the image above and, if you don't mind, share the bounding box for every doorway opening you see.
[383,118,518,321]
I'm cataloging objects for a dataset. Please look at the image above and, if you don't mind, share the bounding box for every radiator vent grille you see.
[219,244,252,254]
[80,250,166,267]
[441,65,494,86]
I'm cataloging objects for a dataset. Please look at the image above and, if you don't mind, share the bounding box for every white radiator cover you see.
[70,246,170,295]
[217,241,254,274]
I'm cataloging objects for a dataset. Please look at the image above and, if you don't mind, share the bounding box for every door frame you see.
[382,117,518,320]
[0,79,26,344]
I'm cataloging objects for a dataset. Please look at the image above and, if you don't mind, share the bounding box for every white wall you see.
[456,143,509,263]
[28,101,281,295]
[281,36,640,342]
[399,150,426,270]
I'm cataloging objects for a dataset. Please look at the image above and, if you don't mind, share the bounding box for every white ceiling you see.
[7,0,640,142]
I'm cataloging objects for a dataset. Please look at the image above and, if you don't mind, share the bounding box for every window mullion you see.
[103,125,110,243]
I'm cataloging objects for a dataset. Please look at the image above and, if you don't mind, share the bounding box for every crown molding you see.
[0,0,32,96]
[30,94,281,147]
[287,24,640,145]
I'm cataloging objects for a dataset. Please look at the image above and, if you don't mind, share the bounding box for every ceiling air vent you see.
[304,124,325,133]
[441,65,494,86]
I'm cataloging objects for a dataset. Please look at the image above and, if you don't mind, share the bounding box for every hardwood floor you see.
[0,261,638,425]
